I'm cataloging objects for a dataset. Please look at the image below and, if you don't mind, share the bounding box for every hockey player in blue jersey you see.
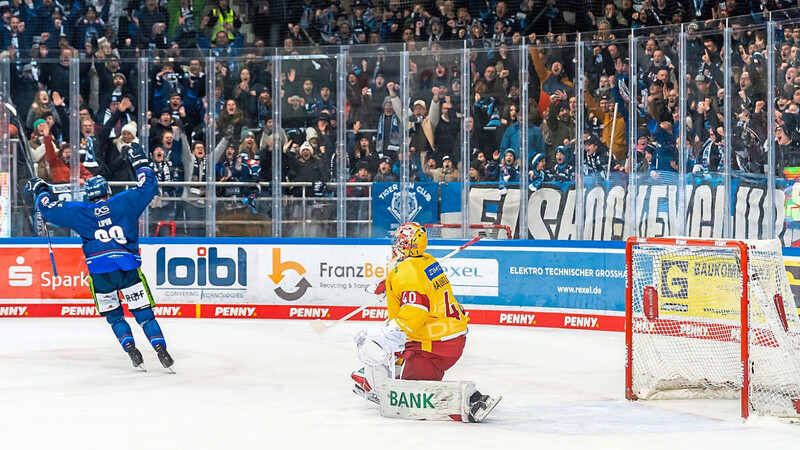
[25,143,174,371]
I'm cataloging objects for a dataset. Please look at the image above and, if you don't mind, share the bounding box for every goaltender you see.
[351,222,500,422]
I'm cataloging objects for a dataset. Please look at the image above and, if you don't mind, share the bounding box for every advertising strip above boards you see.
[1,238,799,332]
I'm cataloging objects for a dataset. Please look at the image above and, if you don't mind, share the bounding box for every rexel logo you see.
[156,247,247,287]
[269,248,310,301]
[440,258,499,297]
[8,256,33,287]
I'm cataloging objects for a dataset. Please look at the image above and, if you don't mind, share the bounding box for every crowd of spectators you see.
[9,0,800,236]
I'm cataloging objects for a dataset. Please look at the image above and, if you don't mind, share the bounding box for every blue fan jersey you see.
[35,167,158,274]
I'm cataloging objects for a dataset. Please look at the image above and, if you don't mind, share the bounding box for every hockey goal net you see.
[626,237,800,419]
[424,223,512,240]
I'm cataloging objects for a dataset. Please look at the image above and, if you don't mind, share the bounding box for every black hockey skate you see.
[123,341,144,370]
[467,391,502,423]
[153,343,174,370]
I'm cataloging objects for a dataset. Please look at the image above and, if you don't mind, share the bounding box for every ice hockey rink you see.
[3,318,800,449]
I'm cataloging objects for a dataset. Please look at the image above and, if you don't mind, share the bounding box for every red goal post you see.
[423,223,512,240]
[625,236,800,420]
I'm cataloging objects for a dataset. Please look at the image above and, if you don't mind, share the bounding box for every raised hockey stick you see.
[43,219,57,277]
[6,102,58,276]
[32,198,58,277]
[310,235,482,334]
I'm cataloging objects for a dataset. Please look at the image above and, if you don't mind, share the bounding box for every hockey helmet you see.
[85,175,110,202]
[392,222,427,261]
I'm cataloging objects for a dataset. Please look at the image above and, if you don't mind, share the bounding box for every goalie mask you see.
[392,222,427,261]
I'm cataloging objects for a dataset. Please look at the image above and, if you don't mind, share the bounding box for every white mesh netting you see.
[628,239,800,418]
[423,224,512,240]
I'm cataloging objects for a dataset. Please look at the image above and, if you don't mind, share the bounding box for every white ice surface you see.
[2,318,800,450]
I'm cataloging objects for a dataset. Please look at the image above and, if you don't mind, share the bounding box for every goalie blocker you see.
[378,379,501,423]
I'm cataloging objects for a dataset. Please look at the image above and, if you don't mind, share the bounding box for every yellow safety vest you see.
[211,8,235,40]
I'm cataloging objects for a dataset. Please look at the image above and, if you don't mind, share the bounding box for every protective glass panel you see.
[344,44,400,237]
[141,53,211,237]
[630,32,682,238]
[775,20,800,245]
[406,47,463,238]
[359,47,403,239]
[730,23,771,240]
[683,27,727,238]
[460,44,518,239]
[278,47,340,237]
[213,52,272,237]
[580,35,631,240]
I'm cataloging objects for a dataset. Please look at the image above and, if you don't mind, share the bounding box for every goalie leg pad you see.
[378,379,478,422]
[353,363,394,399]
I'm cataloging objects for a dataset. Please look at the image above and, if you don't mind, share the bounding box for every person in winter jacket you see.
[584,133,621,179]
[41,124,93,183]
[528,153,547,192]
[550,145,575,181]
[647,120,679,179]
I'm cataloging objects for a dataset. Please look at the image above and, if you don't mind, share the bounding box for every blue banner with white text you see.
[371,182,438,238]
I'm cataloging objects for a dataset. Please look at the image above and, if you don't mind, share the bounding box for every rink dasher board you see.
[0,302,625,331]
[2,238,800,330]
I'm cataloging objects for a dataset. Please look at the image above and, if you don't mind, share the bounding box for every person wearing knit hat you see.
[586,133,602,148]
[552,145,575,182]
[299,141,314,155]
[240,127,255,141]
[498,147,520,193]
[33,118,47,131]
[469,159,484,182]
[530,152,545,168]
[121,122,138,139]
[503,148,517,163]
[528,153,547,192]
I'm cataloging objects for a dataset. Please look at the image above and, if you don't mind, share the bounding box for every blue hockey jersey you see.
[35,167,158,274]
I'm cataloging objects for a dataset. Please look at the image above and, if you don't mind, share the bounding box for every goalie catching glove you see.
[355,319,407,366]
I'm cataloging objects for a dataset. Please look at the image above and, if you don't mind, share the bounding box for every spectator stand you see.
[3,2,800,243]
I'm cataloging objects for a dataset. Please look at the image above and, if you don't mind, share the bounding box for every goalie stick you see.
[309,235,482,334]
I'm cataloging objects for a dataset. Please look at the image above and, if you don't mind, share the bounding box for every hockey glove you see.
[242,192,258,214]
[356,319,407,366]
[25,177,50,198]
[365,279,386,295]
[126,143,150,171]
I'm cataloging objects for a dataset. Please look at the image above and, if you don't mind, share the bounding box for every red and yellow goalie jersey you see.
[385,253,469,347]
